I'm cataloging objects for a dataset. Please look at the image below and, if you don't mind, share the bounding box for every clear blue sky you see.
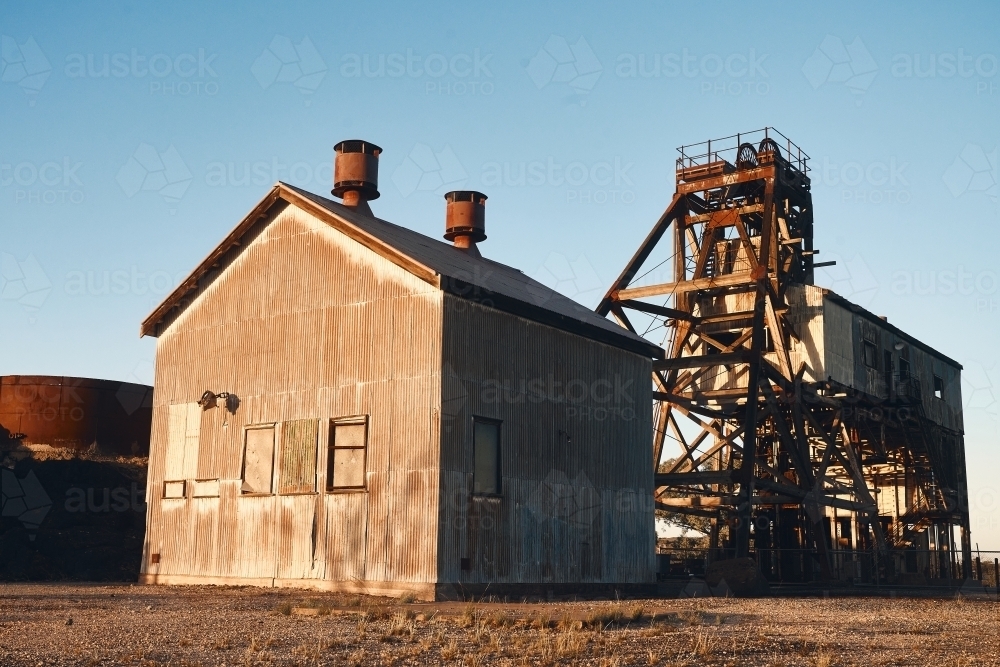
[3,1,999,547]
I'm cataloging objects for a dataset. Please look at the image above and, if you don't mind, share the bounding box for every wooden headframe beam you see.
[597,192,685,316]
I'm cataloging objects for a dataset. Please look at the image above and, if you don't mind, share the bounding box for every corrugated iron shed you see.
[139,182,658,599]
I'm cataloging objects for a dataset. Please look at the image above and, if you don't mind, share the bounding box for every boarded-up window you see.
[242,426,275,494]
[164,403,200,497]
[327,418,367,491]
[191,479,220,498]
[473,418,501,495]
[163,480,186,499]
[278,419,319,494]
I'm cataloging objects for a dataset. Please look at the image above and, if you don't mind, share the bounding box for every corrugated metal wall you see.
[438,295,656,586]
[142,205,444,589]
[786,284,826,382]
[788,287,965,432]
[819,296,963,432]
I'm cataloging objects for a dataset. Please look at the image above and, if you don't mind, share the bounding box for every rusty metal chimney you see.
[444,190,487,255]
[332,140,381,213]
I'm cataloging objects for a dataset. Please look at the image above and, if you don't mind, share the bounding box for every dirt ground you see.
[1,583,999,666]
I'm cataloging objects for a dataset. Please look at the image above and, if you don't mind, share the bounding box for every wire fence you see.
[656,546,1000,589]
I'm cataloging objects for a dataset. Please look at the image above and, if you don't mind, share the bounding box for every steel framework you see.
[598,129,972,583]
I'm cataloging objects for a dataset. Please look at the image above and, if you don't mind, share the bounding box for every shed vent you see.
[333,140,381,211]
[444,190,487,256]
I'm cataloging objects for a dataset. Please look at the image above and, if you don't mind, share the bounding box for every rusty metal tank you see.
[0,376,152,456]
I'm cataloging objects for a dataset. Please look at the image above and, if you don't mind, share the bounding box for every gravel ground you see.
[1,583,998,666]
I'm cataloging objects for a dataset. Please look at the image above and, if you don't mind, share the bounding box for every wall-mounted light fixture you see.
[198,390,223,409]
[198,390,240,427]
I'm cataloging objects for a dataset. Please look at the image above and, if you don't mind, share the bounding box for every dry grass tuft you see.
[291,640,323,661]
[441,638,459,660]
[483,610,515,628]
[458,604,477,628]
[626,604,646,621]
[211,636,232,651]
[294,597,334,615]
[677,609,704,626]
[356,616,369,639]
[359,605,390,622]
[554,631,587,658]
[558,616,585,632]
[529,613,555,630]
[388,611,416,638]
[692,631,715,657]
[585,606,623,630]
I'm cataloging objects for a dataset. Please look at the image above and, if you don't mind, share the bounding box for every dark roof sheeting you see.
[142,183,661,358]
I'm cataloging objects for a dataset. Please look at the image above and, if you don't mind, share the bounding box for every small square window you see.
[242,425,275,494]
[328,418,368,491]
[163,480,186,499]
[933,376,944,400]
[191,479,220,498]
[473,418,501,495]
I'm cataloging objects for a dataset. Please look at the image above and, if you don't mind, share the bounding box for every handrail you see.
[676,127,810,175]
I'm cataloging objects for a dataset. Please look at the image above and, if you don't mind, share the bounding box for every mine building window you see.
[934,376,944,400]
[861,340,879,369]
[241,425,276,494]
[473,417,501,495]
[899,347,910,380]
[327,417,368,491]
[278,419,319,494]
[163,480,186,499]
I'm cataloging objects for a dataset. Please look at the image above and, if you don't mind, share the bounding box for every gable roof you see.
[141,183,662,358]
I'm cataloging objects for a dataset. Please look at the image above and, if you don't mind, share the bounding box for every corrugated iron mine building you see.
[138,142,659,600]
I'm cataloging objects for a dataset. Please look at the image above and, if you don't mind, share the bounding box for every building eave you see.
[821,289,963,371]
